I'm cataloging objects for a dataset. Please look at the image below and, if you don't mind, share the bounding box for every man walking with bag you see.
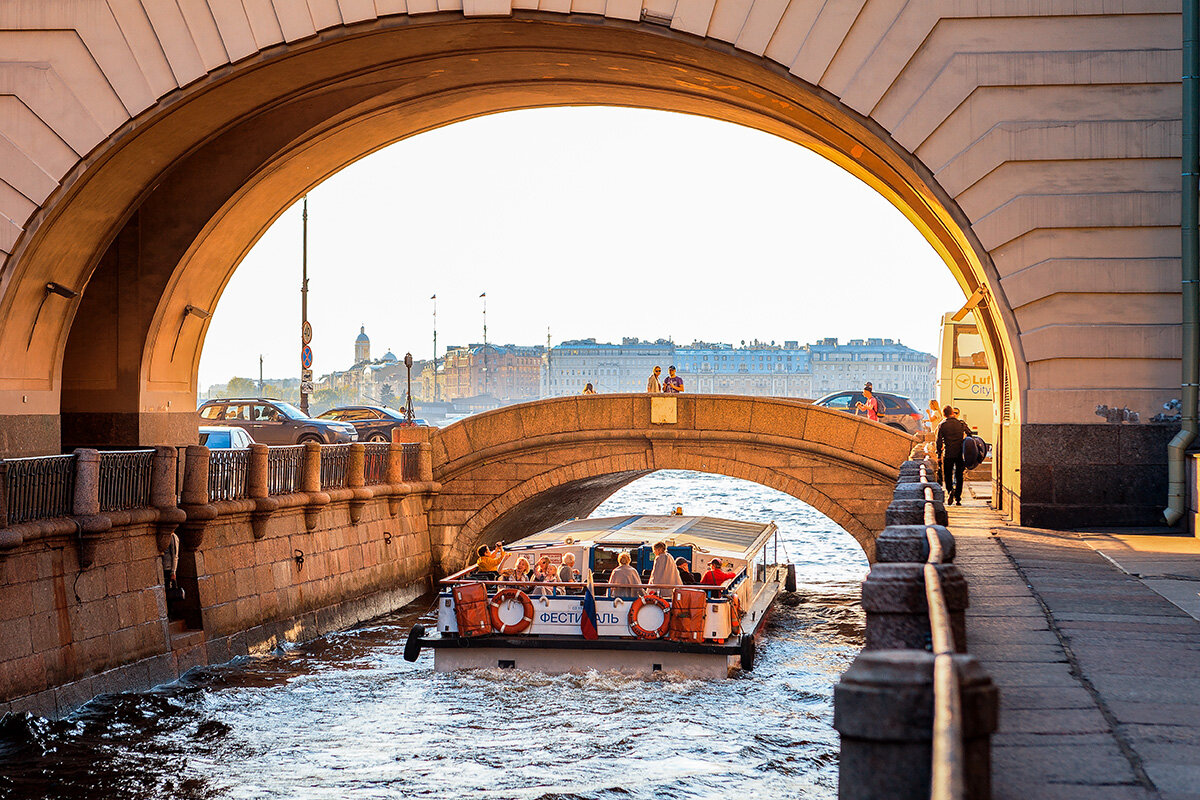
[935,405,971,505]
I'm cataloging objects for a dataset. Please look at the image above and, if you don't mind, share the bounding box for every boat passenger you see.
[648,542,682,592]
[700,558,737,586]
[609,552,643,599]
[475,543,505,580]
[502,557,532,588]
[675,557,697,585]
[557,553,581,595]
[531,556,557,596]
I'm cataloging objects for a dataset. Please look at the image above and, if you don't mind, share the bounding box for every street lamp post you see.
[404,352,415,423]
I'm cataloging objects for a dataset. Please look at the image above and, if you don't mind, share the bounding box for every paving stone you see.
[969,643,1067,663]
[1106,701,1200,727]
[998,707,1111,735]
[992,741,1135,784]
[996,686,1097,711]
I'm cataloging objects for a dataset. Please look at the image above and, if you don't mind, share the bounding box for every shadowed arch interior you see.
[1,14,1014,455]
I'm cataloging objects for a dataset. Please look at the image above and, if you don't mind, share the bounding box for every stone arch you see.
[0,5,1179,526]
[428,394,909,571]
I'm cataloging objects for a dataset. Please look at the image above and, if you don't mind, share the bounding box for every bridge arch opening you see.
[1,13,1017,508]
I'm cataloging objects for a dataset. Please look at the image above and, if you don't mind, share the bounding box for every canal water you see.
[0,471,868,800]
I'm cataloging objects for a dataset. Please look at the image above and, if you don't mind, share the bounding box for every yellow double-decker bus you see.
[936,312,994,435]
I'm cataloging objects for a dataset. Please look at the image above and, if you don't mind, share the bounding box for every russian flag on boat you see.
[581,572,599,640]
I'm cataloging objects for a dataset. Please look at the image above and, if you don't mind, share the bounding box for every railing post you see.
[391,426,434,482]
[72,448,101,517]
[247,444,269,499]
[833,650,998,800]
[151,446,186,554]
[301,441,322,493]
[386,443,405,485]
[348,443,365,488]
[347,443,368,523]
[301,441,327,530]
[861,562,969,653]
[180,445,211,506]
[72,448,109,568]
[0,460,9,530]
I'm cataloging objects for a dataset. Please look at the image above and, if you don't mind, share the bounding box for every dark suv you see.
[317,405,428,442]
[812,390,924,434]
[197,398,358,445]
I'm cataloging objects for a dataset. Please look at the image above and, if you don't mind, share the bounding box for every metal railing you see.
[320,444,350,489]
[267,446,303,495]
[208,449,249,502]
[98,450,154,512]
[3,454,76,524]
[920,463,965,800]
[400,442,420,482]
[363,443,388,485]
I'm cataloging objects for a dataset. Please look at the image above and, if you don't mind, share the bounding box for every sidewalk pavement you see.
[948,503,1200,800]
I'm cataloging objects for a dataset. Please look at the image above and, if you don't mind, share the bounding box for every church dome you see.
[382,350,397,362]
[355,325,370,344]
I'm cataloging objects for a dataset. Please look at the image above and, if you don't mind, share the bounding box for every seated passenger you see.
[700,558,737,586]
[557,553,581,594]
[502,557,532,587]
[675,557,697,585]
[608,551,643,599]
[475,542,505,580]
[531,556,557,596]
[648,541,681,592]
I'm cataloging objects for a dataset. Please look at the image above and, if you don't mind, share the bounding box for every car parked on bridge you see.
[197,398,357,445]
[316,405,428,442]
[199,425,254,449]
[812,390,924,434]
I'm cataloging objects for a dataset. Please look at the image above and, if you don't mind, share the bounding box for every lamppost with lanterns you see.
[404,352,415,423]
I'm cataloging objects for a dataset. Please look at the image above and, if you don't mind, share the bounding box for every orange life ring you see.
[488,588,535,634]
[729,594,743,634]
[628,594,672,639]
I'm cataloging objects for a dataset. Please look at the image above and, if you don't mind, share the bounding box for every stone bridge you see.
[427,394,913,570]
[0,2,1185,528]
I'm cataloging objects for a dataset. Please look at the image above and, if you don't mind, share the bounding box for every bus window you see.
[954,326,988,369]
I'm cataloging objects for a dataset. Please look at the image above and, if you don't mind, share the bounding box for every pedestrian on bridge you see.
[647,366,662,393]
[663,366,684,393]
[936,405,971,505]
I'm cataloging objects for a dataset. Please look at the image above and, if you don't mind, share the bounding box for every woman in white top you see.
[647,541,681,591]
[608,551,643,599]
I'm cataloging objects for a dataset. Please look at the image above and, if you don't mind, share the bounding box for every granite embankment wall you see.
[0,441,436,719]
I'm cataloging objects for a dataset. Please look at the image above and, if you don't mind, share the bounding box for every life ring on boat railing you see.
[628,594,672,639]
[488,588,535,635]
[728,594,743,634]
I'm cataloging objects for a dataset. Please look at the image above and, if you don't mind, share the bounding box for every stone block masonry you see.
[0,490,434,720]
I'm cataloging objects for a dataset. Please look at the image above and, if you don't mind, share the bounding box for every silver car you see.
[812,390,924,434]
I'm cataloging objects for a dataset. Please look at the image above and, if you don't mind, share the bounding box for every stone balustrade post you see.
[247,444,269,499]
[391,426,434,483]
[861,563,968,652]
[0,460,9,529]
[150,446,178,509]
[833,650,999,800]
[301,441,322,493]
[180,445,210,506]
[893,481,946,504]
[386,443,404,485]
[886,497,948,527]
[348,443,365,488]
[876,525,956,564]
[419,441,433,483]
[72,448,101,516]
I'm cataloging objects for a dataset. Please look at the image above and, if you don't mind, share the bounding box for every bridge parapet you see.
[428,394,913,573]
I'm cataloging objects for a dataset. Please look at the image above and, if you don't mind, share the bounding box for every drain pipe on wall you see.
[1166,0,1200,527]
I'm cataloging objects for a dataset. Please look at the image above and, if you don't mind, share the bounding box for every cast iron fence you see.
[267,446,303,495]
[2,454,76,524]
[320,444,350,489]
[208,449,249,502]
[363,443,388,485]
[98,450,154,512]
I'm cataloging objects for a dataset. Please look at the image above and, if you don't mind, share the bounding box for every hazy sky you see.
[198,107,965,387]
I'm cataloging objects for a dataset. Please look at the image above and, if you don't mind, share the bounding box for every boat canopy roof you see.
[513,515,777,560]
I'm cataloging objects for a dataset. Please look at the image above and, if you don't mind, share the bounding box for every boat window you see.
[592,548,624,575]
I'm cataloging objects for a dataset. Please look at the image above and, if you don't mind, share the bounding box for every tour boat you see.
[403,514,796,678]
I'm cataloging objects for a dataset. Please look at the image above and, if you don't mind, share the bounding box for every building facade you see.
[440,343,544,402]
[543,339,676,396]
[544,337,935,402]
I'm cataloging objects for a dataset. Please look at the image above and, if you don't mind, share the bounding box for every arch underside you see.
[0,13,1014,458]
[436,443,894,572]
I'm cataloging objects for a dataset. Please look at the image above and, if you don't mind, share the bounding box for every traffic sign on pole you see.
[301,345,313,369]
[302,368,313,382]
[301,320,312,345]
[300,381,314,394]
